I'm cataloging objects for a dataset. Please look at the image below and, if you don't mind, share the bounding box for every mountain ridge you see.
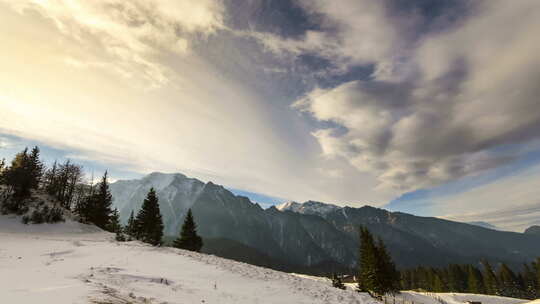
[111,172,540,271]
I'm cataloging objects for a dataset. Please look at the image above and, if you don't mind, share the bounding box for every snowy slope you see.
[0,215,377,304]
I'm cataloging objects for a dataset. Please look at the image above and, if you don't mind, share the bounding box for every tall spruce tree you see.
[376,237,400,295]
[173,209,203,252]
[358,226,377,293]
[27,146,44,190]
[357,226,399,297]
[87,171,113,230]
[134,188,164,246]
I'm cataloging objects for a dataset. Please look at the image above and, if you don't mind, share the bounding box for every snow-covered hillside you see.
[0,214,377,304]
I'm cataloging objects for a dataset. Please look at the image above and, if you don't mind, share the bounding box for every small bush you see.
[21,215,30,224]
[47,207,65,223]
[30,208,44,224]
[27,205,65,224]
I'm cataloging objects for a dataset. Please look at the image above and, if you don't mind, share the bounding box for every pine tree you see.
[358,226,378,293]
[108,208,124,241]
[134,188,164,246]
[86,171,113,230]
[467,265,485,294]
[498,263,520,298]
[27,146,44,190]
[357,227,399,297]
[482,260,499,295]
[433,274,446,292]
[173,209,203,252]
[376,237,400,295]
[125,210,136,239]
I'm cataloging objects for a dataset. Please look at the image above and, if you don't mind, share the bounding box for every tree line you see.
[0,146,203,253]
[354,226,540,300]
[400,259,540,299]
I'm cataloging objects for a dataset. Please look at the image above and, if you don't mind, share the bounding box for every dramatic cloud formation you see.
[294,0,540,193]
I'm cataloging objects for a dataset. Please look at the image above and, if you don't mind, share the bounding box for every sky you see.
[1,0,540,232]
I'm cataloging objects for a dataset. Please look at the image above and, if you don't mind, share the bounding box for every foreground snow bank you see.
[393,291,528,304]
[0,215,377,304]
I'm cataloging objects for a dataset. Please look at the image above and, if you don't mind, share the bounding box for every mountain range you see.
[110,172,540,273]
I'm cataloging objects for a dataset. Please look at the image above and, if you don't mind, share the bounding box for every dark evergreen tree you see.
[498,263,520,298]
[467,265,485,294]
[86,171,113,230]
[357,227,399,297]
[134,188,164,246]
[358,226,377,293]
[433,273,446,292]
[27,146,44,190]
[173,209,203,252]
[125,210,136,239]
[4,147,42,199]
[482,260,499,295]
[376,237,400,295]
[108,208,124,241]
[522,263,537,299]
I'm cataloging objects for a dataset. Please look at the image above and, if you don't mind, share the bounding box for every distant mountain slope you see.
[468,221,500,230]
[524,225,540,235]
[111,172,540,271]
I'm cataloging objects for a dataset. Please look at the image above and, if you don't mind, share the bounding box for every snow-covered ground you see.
[344,283,527,304]
[0,214,378,304]
[389,291,528,304]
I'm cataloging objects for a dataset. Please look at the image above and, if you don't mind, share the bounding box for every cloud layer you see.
[291,0,540,192]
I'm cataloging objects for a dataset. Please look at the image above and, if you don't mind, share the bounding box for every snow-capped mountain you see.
[276,200,342,217]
